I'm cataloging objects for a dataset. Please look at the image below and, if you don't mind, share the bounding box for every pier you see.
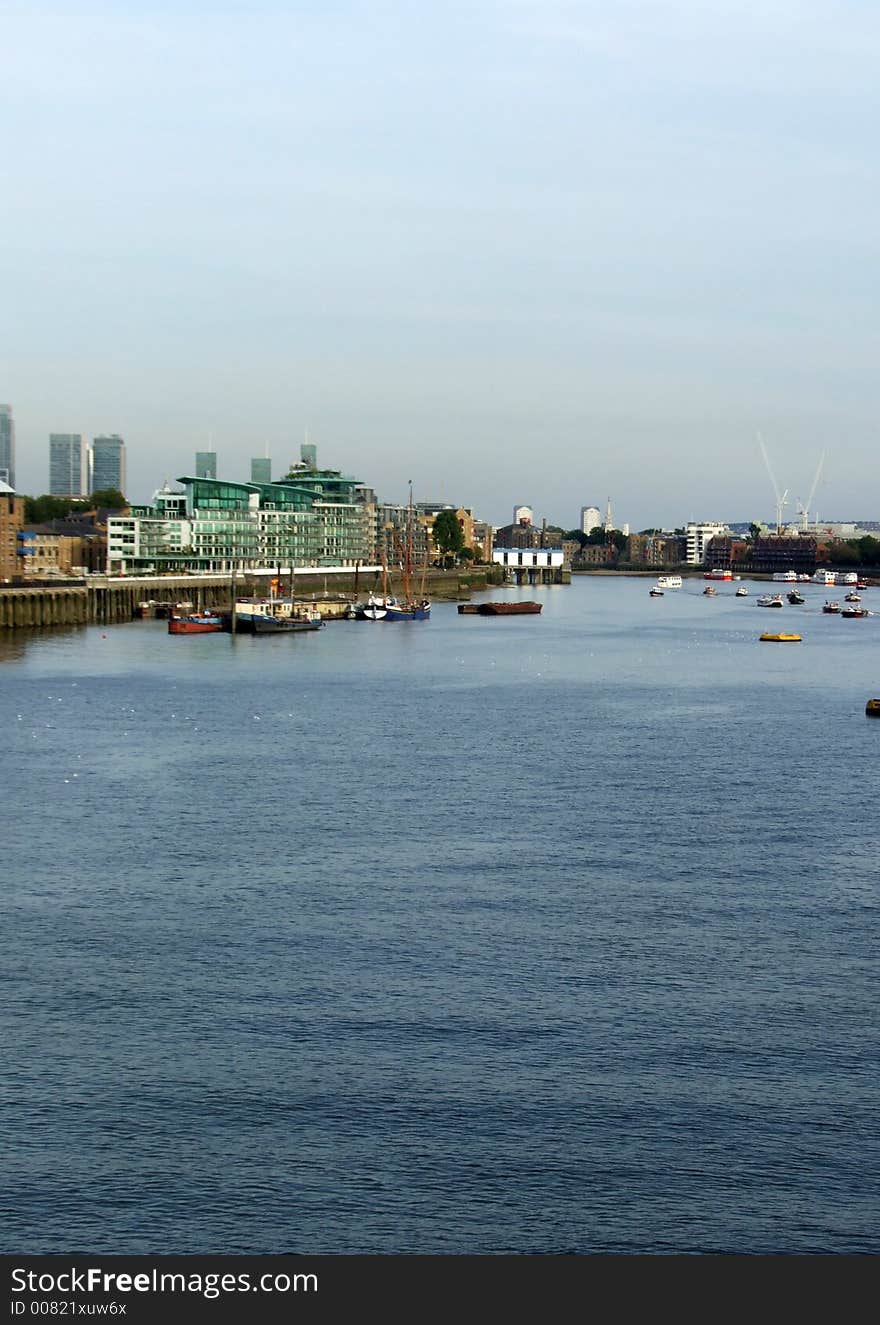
[0,566,501,630]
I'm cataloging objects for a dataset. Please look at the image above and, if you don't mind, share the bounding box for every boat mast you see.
[404,479,414,603]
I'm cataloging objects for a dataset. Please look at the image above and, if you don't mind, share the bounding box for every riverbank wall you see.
[0,566,504,630]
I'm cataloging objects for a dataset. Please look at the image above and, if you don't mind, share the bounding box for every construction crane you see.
[795,452,825,531]
[758,432,789,534]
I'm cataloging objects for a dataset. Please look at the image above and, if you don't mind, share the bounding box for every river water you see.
[2,576,878,1253]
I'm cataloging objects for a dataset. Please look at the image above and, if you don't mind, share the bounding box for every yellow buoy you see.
[866,699,880,717]
[759,633,802,642]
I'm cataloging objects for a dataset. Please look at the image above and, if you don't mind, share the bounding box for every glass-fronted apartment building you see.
[106,469,375,574]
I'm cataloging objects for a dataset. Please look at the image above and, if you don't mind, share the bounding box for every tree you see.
[432,509,465,563]
[748,522,763,543]
[562,529,588,547]
[89,488,127,510]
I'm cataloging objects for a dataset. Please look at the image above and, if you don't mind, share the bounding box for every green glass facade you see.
[106,471,376,573]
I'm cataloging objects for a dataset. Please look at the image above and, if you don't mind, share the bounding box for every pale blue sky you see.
[2,0,878,527]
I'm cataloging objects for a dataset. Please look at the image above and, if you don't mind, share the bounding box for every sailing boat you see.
[360,485,431,621]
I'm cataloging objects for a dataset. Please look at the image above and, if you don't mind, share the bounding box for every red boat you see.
[168,613,223,635]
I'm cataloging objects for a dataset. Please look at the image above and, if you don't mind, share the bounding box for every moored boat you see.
[656,575,682,589]
[168,612,223,635]
[476,601,542,615]
[234,597,322,633]
[703,568,733,580]
[250,613,323,633]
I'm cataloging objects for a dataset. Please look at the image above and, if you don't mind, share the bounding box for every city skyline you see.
[0,414,874,533]
[4,2,879,527]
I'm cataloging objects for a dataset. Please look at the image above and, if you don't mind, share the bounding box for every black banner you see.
[2,1255,870,1322]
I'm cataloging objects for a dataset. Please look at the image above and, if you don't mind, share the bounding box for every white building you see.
[685,521,728,564]
[493,548,564,570]
[580,505,601,534]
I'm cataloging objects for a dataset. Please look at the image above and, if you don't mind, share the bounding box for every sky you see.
[2,0,879,529]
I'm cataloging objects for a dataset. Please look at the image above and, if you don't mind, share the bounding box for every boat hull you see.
[760,633,802,642]
[168,616,223,634]
[476,602,542,615]
[249,615,323,633]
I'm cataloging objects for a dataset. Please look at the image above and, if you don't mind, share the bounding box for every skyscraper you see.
[195,451,217,479]
[0,405,14,489]
[49,434,91,497]
[580,505,601,534]
[92,434,127,496]
[250,457,271,483]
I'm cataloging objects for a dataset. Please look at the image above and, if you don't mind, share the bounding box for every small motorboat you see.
[757,594,784,608]
[703,586,717,596]
[822,601,841,614]
[787,590,805,604]
[845,592,861,603]
[856,580,869,590]
[841,606,869,618]
[649,586,664,597]
[760,633,802,642]
[735,586,749,597]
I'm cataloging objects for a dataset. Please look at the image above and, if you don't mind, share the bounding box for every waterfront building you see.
[107,455,374,574]
[685,521,728,565]
[747,534,817,576]
[580,505,601,535]
[250,457,271,483]
[493,521,562,551]
[0,404,15,489]
[195,451,217,479]
[574,542,618,566]
[0,479,24,582]
[91,434,127,495]
[49,434,91,497]
[493,545,565,584]
[414,502,480,563]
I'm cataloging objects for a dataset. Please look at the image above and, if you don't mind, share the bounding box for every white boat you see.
[656,574,682,589]
[772,571,797,582]
[813,569,836,585]
[735,586,749,597]
[649,586,664,597]
[757,594,784,607]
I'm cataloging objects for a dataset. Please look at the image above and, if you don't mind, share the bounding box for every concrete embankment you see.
[0,567,502,631]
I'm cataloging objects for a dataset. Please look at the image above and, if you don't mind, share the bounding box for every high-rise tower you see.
[49,434,91,497]
[92,434,127,496]
[0,405,15,489]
